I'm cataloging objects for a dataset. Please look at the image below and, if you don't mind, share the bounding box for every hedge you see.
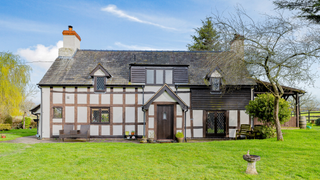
[0,124,11,131]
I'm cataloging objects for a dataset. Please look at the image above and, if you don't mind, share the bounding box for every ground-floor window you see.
[53,107,62,118]
[91,107,110,124]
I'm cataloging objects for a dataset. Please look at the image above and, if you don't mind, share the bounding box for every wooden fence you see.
[254,117,297,127]
[300,111,320,123]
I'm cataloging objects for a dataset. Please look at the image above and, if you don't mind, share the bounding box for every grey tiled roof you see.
[39,50,256,86]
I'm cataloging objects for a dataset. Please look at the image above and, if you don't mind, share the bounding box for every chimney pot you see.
[68,25,73,31]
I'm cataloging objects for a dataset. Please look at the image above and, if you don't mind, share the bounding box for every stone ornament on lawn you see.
[243,150,260,175]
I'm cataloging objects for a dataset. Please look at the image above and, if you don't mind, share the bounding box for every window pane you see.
[165,70,173,84]
[101,109,109,123]
[211,78,220,91]
[53,107,62,118]
[96,77,105,90]
[146,70,154,84]
[156,70,163,84]
[92,109,100,123]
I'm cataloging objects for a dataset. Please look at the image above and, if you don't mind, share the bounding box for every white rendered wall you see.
[193,110,203,126]
[193,129,203,137]
[240,110,250,124]
[113,125,122,135]
[176,117,182,128]
[153,92,176,102]
[113,94,123,104]
[149,118,154,128]
[138,125,144,136]
[126,94,135,104]
[101,125,110,135]
[77,107,87,123]
[41,87,50,138]
[101,94,110,104]
[179,92,190,106]
[52,125,62,136]
[90,94,99,104]
[125,107,135,123]
[149,105,154,116]
[229,129,236,138]
[65,94,74,104]
[138,107,143,123]
[65,106,74,123]
[229,110,238,127]
[90,125,99,136]
[113,107,123,123]
[94,69,106,76]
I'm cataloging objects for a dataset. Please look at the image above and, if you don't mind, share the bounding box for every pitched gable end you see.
[142,84,188,111]
[89,63,111,77]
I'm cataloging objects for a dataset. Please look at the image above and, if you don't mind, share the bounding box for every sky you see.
[0,0,319,105]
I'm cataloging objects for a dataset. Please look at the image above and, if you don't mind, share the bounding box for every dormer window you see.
[96,77,106,91]
[90,63,112,92]
[211,78,221,91]
[209,68,222,93]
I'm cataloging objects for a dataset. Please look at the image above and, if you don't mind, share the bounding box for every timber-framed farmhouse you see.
[37,26,304,140]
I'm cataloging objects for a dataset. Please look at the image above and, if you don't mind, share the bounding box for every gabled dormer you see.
[90,63,111,92]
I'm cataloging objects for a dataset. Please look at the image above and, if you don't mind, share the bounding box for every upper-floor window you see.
[211,78,221,91]
[89,63,112,92]
[130,65,188,85]
[95,77,106,92]
[146,69,173,85]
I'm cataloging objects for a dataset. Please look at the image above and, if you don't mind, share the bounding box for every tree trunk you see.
[274,96,284,141]
[22,111,26,129]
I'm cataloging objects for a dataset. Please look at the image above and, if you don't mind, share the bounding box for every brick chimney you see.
[230,34,244,56]
[58,25,81,57]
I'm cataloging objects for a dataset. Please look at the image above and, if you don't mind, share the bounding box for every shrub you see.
[24,117,32,128]
[4,115,13,126]
[0,124,11,131]
[316,118,320,126]
[260,125,276,139]
[176,132,184,138]
[246,93,291,126]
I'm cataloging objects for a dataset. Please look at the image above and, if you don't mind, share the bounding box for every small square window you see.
[53,107,62,118]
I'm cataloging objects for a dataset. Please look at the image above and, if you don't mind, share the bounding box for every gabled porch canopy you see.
[142,84,188,111]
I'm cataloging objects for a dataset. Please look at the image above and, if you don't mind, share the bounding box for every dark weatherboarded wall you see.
[191,87,251,110]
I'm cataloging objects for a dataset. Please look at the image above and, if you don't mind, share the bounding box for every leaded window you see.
[91,107,110,124]
[211,78,221,91]
[94,77,106,92]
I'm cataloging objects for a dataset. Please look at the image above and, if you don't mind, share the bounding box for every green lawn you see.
[0,129,37,141]
[0,127,320,179]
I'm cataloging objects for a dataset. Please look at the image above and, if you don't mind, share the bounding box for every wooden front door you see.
[206,111,226,137]
[157,105,174,139]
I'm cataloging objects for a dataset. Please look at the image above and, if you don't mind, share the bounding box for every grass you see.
[1,127,320,179]
[0,129,37,141]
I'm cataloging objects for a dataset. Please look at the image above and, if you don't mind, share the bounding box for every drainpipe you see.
[142,85,145,137]
[184,108,188,142]
[39,86,43,140]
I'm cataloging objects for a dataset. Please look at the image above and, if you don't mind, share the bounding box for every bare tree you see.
[302,93,320,121]
[211,8,320,141]
[20,84,38,129]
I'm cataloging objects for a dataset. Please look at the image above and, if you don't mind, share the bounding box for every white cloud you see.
[101,4,177,31]
[18,41,63,70]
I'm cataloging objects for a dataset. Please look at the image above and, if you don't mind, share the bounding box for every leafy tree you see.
[274,0,320,23]
[187,17,221,51]
[0,52,31,117]
[246,93,291,126]
[211,8,320,141]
